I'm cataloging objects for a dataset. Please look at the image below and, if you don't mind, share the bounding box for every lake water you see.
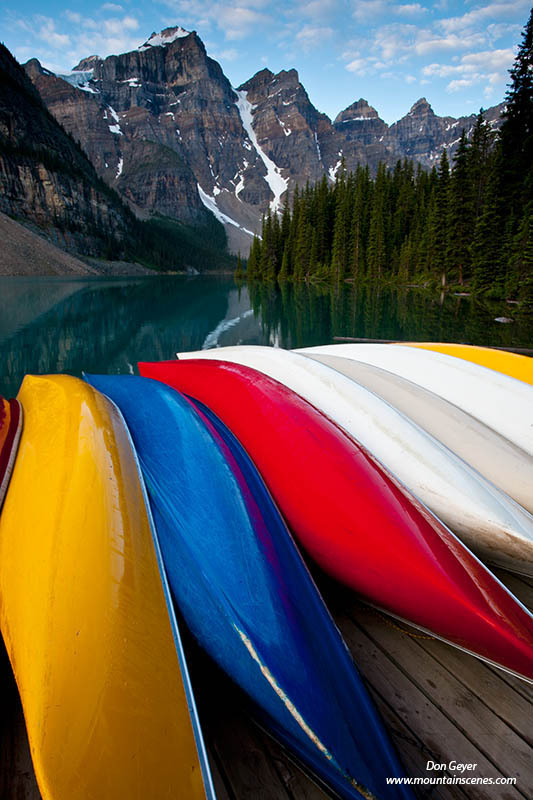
[1,275,532,397]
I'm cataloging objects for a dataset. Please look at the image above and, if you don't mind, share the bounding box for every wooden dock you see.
[2,567,532,799]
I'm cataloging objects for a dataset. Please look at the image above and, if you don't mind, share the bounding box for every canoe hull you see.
[400,341,533,385]
[302,352,533,519]
[174,345,533,577]
[296,343,533,457]
[86,373,413,800]
[0,375,208,800]
[140,358,533,683]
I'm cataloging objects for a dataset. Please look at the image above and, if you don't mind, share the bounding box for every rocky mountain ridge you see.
[24,26,505,253]
[0,43,137,258]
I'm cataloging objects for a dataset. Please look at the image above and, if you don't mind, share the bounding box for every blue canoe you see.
[85,373,412,800]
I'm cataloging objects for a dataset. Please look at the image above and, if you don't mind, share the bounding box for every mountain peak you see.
[23,58,54,80]
[72,55,102,71]
[408,97,434,116]
[138,26,190,51]
[334,98,380,125]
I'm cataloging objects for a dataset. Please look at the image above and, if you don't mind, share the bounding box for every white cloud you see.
[447,78,475,92]
[159,1,273,40]
[345,57,370,74]
[290,0,338,20]
[422,48,515,78]
[422,48,515,96]
[395,4,427,16]
[37,18,70,48]
[352,0,389,22]
[439,1,530,35]
[296,24,333,50]
[216,6,271,40]
[65,11,82,24]
[105,16,139,33]
[220,47,240,60]
[101,3,124,10]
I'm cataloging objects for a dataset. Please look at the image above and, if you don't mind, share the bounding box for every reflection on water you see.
[248,283,533,351]
[0,276,265,396]
[1,276,532,397]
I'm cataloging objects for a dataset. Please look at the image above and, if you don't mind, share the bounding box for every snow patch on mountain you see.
[198,184,254,236]
[57,69,99,93]
[138,27,190,51]
[104,106,122,135]
[328,158,342,181]
[234,89,288,213]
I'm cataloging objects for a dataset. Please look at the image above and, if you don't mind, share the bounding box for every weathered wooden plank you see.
[0,645,41,800]
[205,744,235,800]
[495,569,533,609]
[363,682,465,800]
[514,574,533,590]
[484,662,533,704]
[259,732,331,800]
[335,608,525,800]
[351,605,532,799]
[207,705,293,800]
[413,635,533,748]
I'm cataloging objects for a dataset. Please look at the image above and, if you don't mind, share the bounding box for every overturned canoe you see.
[174,346,533,577]
[0,375,212,800]
[0,395,22,508]
[296,343,533,456]
[399,341,533,385]
[140,358,533,683]
[85,373,412,800]
[301,352,533,517]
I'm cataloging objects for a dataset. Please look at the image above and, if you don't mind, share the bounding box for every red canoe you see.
[140,359,533,683]
[0,396,22,509]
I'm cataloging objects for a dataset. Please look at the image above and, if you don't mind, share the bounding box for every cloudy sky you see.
[1,1,529,123]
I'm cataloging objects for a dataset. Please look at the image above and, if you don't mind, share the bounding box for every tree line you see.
[241,9,533,300]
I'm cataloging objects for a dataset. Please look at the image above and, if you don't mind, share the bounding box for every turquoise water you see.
[1,275,531,397]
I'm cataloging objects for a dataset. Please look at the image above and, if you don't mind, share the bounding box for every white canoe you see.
[301,352,533,517]
[296,344,533,458]
[177,346,533,576]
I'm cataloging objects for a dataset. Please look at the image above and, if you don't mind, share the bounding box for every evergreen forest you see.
[242,9,533,300]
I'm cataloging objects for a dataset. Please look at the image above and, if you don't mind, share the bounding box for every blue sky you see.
[1,1,529,124]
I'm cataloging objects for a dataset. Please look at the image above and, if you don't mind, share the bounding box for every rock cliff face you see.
[23,27,504,252]
[0,45,135,257]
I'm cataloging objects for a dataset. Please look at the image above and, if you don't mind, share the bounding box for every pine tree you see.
[331,174,349,283]
[349,168,366,281]
[234,251,244,282]
[366,163,387,280]
[471,169,504,294]
[508,204,533,300]
[246,235,261,280]
[448,131,473,284]
[434,149,451,283]
[278,243,291,282]
[468,110,496,222]
[499,8,533,217]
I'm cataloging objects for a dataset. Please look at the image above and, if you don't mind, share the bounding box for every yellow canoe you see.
[400,342,533,385]
[0,375,209,800]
